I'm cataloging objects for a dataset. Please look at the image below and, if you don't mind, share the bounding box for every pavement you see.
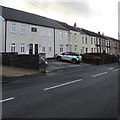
[1,59,85,78]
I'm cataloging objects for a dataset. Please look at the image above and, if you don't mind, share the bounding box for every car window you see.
[74,54,79,56]
[61,53,69,55]
[64,53,69,55]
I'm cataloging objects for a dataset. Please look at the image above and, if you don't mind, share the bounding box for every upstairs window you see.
[11,24,16,33]
[74,33,77,41]
[96,38,98,44]
[94,38,96,44]
[31,27,37,32]
[60,31,63,40]
[42,28,46,37]
[20,25,26,34]
[85,37,87,44]
[91,38,93,44]
[82,36,84,43]
[48,28,52,37]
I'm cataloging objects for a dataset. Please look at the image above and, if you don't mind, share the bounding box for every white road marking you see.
[91,72,108,78]
[112,69,120,72]
[44,79,82,91]
[109,68,114,70]
[0,97,14,103]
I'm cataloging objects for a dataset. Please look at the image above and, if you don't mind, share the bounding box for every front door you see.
[35,44,38,54]
[29,44,33,54]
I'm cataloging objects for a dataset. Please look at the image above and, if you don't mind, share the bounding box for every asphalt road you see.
[2,63,119,119]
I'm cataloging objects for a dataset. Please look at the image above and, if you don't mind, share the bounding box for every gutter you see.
[0,16,5,21]
[5,20,7,53]
[54,28,55,58]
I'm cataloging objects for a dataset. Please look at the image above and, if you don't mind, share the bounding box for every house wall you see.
[69,30,80,53]
[110,39,119,55]
[6,20,54,58]
[0,16,5,52]
[55,29,69,55]
[80,34,92,54]
[90,36,96,53]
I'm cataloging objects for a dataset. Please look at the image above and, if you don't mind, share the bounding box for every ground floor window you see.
[70,45,72,52]
[11,43,15,52]
[42,46,45,52]
[20,43,25,53]
[94,48,96,53]
[60,45,63,52]
[86,48,88,53]
[82,47,84,54]
[91,48,93,53]
[48,45,52,52]
[75,45,77,52]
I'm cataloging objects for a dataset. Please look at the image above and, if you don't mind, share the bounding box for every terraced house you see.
[0,5,119,58]
[57,22,81,53]
[0,5,68,58]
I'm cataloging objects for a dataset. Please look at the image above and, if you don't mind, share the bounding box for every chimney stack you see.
[74,22,76,27]
[98,31,100,35]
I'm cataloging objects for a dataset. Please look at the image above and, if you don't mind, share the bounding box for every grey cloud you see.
[26,0,93,18]
[57,2,92,17]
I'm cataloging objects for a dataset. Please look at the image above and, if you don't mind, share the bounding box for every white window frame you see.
[11,43,16,52]
[85,37,87,44]
[42,28,46,37]
[91,38,93,44]
[86,48,88,53]
[11,24,16,33]
[82,36,84,44]
[75,45,77,52]
[20,25,26,35]
[91,48,93,53]
[42,46,45,52]
[48,28,52,37]
[20,43,25,53]
[48,45,52,52]
[74,33,77,42]
[60,31,63,40]
[60,45,63,52]
[82,47,84,54]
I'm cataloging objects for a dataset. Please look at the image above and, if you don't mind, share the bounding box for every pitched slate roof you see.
[80,28,108,39]
[56,21,80,32]
[104,36,119,42]
[0,6,67,30]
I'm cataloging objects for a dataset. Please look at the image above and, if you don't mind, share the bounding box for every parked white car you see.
[56,52,82,64]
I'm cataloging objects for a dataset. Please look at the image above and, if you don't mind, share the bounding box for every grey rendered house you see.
[0,6,68,58]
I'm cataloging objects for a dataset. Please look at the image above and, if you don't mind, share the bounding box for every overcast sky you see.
[0,0,118,39]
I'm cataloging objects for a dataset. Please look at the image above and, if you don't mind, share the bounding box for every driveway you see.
[46,59,86,73]
[1,59,87,78]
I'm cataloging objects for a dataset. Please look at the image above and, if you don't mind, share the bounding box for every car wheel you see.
[72,59,76,64]
[57,57,61,61]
